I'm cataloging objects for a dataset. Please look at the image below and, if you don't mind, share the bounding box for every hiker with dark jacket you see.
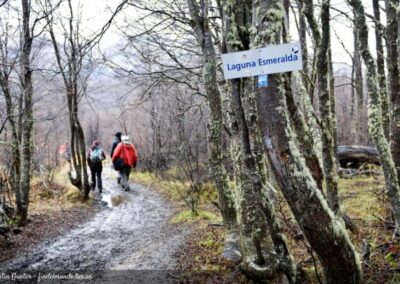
[87,140,106,192]
[110,132,122,184]
[110,132,122,158]
[112,135,138,191]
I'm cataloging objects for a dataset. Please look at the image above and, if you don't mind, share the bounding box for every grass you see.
[339,175,386,221]
[52,163,76,190]
[336,173,396,283]
[27,163,95,214]
[133,171,156,186]
[133,169,219,210]
[170,209,220,224]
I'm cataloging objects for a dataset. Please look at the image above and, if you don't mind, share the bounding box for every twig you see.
[208,223,223,227]
[373,214,395,229]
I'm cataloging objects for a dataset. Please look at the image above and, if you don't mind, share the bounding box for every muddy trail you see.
[1,169,190,283]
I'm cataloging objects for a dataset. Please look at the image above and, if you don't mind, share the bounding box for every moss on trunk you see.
[349,0,400,239]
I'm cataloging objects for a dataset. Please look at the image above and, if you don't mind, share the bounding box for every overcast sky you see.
[67,0,380,71]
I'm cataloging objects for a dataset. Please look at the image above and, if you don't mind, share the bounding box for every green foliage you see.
[199,238,216,248]
[198,232,222,252]
[5,217,18,226]
[384,252,398,268]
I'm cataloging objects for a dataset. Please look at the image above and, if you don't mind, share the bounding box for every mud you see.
[1,169,190,277]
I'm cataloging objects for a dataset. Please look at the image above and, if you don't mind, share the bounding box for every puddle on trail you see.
[101,193,130,207]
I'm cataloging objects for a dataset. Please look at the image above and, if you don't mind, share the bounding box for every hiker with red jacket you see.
[112,135,138,191]
[87,140,106,193]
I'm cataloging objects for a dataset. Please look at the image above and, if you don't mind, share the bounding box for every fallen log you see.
[338,168,383,178]
[337,145,380,168]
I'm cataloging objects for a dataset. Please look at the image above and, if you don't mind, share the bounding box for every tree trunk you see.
[297,0,310,95]
[244,75,296,284]
[47,5,91,199]
[385,0,400,195]
[373,0,389,138]
[69,99,90,200]
[222,0,287,279]
[302,0,320,100]
[230,77,279,279]
[252,0,362,281]
[186,0,239,258]
[317,0,340,213]
[349,0,400,239]
[351,26,364,145]
[0,79,21,216]
[17,0,34,226]
[287,75,324,191]
[258,73,362,283]
[0,9,23,203]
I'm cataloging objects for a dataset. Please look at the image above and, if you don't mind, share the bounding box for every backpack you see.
[90,147,102,163]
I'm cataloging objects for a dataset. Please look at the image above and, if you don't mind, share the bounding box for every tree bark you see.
[317,0,340,213]
[46,1,90,199]
[297,0,327,192]
[17,0,34,226]
[349,0,400,239]
[385,0,400,196]
[222,0,287,279]
[0,42,21,216]
[302,0,320,99]
[258,73,362,283]
[297,0,310,95]
[231,78,280,279]
[186,0,239,258]
[251,0,362,282]
[351,25,364,145]
[373,0,389,138]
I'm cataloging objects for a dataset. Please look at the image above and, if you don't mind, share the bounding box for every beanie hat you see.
[115,132,122,138]
[121,135,130,143]
[92,140,100,147]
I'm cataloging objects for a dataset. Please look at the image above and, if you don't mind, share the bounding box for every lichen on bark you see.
[186,0,239,258]
[348,0,400,239]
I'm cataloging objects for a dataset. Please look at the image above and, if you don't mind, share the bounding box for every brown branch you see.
[0,0,7,8]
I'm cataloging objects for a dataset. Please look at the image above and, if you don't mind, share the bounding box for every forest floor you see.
[1,166,398,283]
[0,178,99,263]
[134,169,400,284]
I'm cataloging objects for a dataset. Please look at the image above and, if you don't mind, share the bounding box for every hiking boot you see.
[124,186,130,192]
[117,177,121,184]
[99,188,103,193]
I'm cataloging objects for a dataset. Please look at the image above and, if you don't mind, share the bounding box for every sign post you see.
[222,42,302,80]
